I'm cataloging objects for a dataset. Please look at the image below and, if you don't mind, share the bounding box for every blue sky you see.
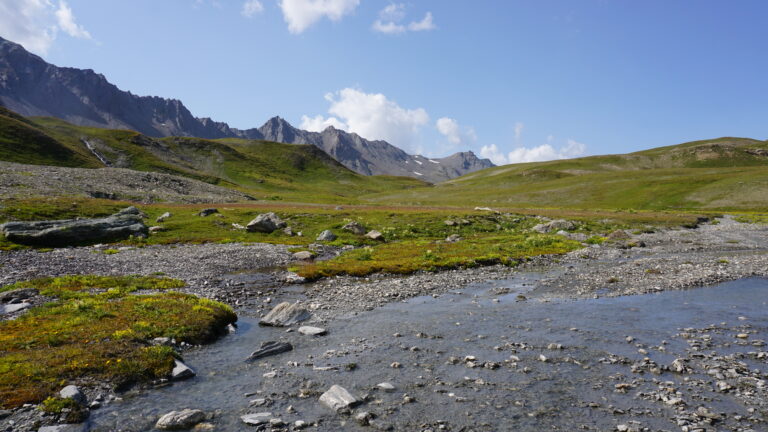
[2,1,768,163]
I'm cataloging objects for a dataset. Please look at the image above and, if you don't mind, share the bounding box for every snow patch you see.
[414,160,423,165]
[428,159,440,164]
[413,171,423,176]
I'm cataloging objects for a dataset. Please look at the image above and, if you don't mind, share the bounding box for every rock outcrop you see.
[0,207,147,246]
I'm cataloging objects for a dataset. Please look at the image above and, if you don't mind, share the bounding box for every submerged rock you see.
[319,385,359,412]
[0,207,147,247]
[155,409,206,430]
[260,302,310,326]
[241,412,273,426]
[247,341,293,361]
[246,213,287,233]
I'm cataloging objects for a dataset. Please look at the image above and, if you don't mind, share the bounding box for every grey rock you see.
[445,234,462,243]
[0,287,38,303]
[241,412,273,426]
[607,229,631,240]
[247,341,293,361]
[197,208,218,217]
[156,212,172,223]
[171,360,196,380]
[155,409,205,430]
[355,411,373,426]
[37,425,89,432]
[2,302,31,314]
[293,251,315,261]
[365,230,384,241]
[298,326,327,336]
[342,221,366,235]
[260,302,311,326]
[316,230,337,242]
[0,207,147,247]
[246,213,287,233]
[319,385,359,412]
[376,382,396,392]
[148,226,166,234]
[532,219,575,234]
[59,385,87,406]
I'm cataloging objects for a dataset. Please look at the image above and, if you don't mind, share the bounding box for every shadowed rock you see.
[0,207,147,246]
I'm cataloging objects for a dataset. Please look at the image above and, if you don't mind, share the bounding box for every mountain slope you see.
[0,36,492,183]
[0,109,428,203]
[368,137,768,211]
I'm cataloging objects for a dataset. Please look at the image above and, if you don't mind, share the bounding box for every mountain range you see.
[0,36,492,183]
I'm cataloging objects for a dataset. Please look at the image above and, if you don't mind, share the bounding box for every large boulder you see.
[246,213,287,233]
[0,207,147,247]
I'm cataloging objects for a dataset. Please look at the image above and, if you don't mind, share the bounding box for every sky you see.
[1,0,768,164]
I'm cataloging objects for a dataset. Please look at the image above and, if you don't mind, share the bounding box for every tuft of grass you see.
[0,275,235,409]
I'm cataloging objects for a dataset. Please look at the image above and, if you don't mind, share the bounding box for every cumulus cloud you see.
[436,117,476,147]
[241,0,264,17]
[0,0,91,55]
[372,4,435,34]
[480,139,587,165]
[303,88,429,152]
[279,0,359,34]
[300,114,348,132]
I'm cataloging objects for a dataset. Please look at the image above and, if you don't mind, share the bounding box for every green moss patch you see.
[295,234,580,279]
[0,275,235,409]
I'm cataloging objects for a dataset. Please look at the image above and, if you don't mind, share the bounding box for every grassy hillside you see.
[0,111,426,203]
[369,137,768,211]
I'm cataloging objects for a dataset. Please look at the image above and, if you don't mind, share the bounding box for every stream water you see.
[89,275,768,431]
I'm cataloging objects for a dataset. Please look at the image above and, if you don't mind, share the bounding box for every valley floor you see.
[1,217,767,431]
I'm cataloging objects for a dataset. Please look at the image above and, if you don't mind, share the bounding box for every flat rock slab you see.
[171,360,196,380]
[259,302,311,327]
[156,409,206,430]
[37,424,89,432]
[319,385,359,412]
[247,341,293,361]
[241,412,273,426]
[298,326,327,336]
[0,207,147,247]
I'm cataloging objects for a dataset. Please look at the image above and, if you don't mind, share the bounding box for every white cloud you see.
[55,1,90,39]
[436,117,476,147]
[480,139,587,165]
[372,4,435,34]
[300,114,348,132]
[241,0,264,17]
[0,0,91,55]
[278,0,359,34]
[303,88,429,152]
[408,12,435,32]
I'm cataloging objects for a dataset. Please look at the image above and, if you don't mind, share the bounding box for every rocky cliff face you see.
[0,36,493,183]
